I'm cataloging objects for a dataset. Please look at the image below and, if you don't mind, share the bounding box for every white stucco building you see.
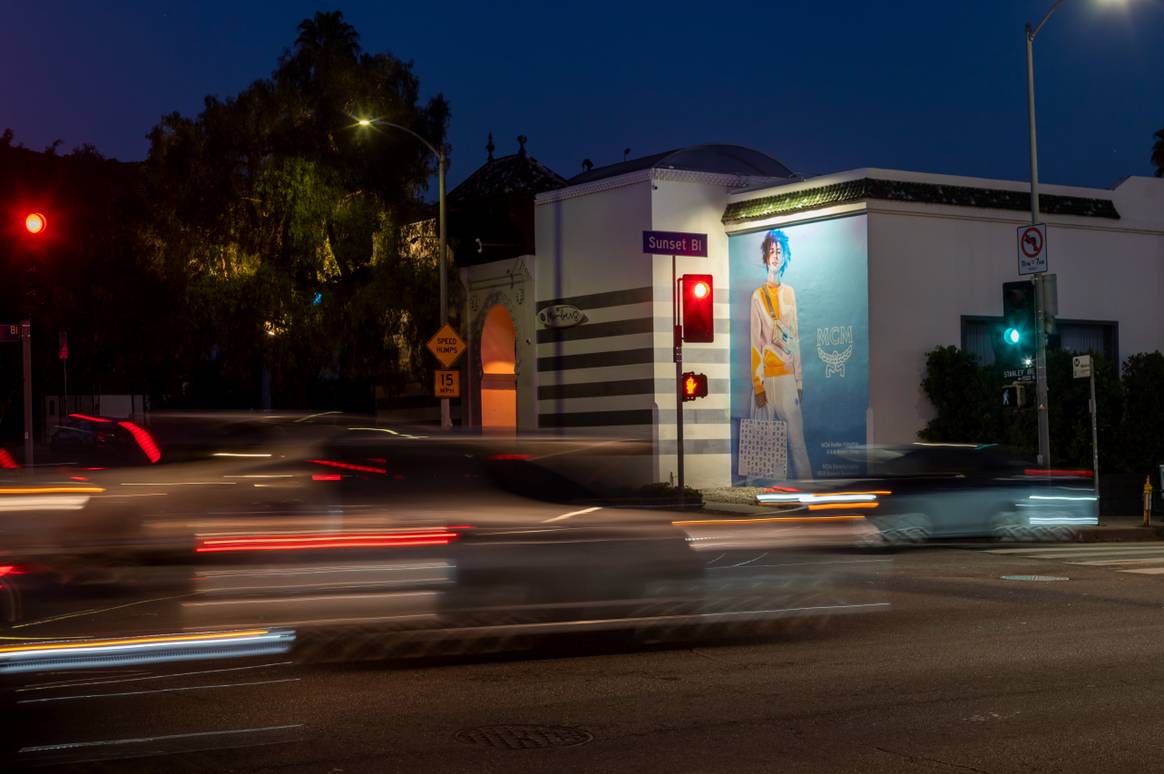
[456,143,1164,490]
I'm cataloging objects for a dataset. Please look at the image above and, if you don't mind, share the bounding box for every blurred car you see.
[49,413,161,467]
[757,443,1098,542]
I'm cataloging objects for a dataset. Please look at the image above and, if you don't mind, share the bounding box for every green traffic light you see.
[1004,327,1021,345]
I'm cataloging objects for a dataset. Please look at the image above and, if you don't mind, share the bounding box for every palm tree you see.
[1152,128,1164,178]
[281,11,360,79]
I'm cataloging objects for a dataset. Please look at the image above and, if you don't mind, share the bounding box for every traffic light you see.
[24,212,47,235]
[682,371,708,401]
[681,274,713,342]
[1000,280,1036,367]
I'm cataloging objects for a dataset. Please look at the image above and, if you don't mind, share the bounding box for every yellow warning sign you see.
[426,324,466,368]
[434,369,460,398]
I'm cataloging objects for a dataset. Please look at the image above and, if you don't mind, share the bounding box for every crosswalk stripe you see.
[989,547,1164,560]
[986,543,1164,576]
[1071,558,1164,566]
[989,545,1164,555]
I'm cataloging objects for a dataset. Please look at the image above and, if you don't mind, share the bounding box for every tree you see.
[918,346,999,444]
[143,11,450,410]
[1119,352,1164,475]
[919,344,1130,472]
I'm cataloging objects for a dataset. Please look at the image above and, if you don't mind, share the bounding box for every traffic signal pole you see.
[21,321,33,472]
[1026,20,1051,468]
[673,255,684,495]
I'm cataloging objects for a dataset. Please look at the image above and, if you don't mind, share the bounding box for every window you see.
[960,316,1118,365]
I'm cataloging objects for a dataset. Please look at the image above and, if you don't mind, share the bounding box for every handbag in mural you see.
[738,418,788,480]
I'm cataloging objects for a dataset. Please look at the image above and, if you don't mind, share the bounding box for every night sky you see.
[3,1,1163,190]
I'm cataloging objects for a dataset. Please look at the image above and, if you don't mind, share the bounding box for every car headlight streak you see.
[757,491,889,505]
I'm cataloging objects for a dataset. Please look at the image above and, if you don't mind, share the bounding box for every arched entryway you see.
[480,304,516,432]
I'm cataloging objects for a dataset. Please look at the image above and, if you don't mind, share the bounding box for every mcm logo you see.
[816,326,854,378]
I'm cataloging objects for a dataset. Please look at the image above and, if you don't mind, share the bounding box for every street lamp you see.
[357,118,451,431]
[1024,0,1124,467]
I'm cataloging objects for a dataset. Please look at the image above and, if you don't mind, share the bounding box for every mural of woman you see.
[749,229,812,479]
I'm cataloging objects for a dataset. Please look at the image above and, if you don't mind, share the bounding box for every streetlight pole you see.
[1025,0,1067,468]
[360,119,451,431]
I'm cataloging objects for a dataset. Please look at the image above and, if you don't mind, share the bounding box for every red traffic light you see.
[24,212,47,235]
[682,371,708,402]
[681,273,714,343]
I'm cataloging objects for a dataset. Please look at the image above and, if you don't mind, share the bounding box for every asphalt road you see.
[7,542,1164,773]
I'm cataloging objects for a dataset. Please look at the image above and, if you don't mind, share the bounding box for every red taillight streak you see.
[200,531,456,545]
[118,421,161,464]
[312,473,342,481]
[308,459,386,474]
[0,565,22,577]
[1024,468,1093,477]
[488,454,530,461]
[0,450,17,469]
[195,534,456,553]
[69,413,112,423]
[70,476,89,481]
[763,485,801,493]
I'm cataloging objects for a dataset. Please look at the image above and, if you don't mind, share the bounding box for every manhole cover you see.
[455,724,593,750]
[1000,575,1070,582]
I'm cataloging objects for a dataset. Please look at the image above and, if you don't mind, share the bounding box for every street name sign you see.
[1003,367,1034,383]
[1017,223,1048,275]
[1073,355,1092,379]
[426,324,466,368]
[434,369,461,398]
[0,323,19,343]
[642,230,708,257]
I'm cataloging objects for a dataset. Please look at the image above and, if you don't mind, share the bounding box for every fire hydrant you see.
[1144,476,1154,527]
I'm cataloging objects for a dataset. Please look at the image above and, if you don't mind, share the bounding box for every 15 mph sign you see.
[1017,223,1048,275]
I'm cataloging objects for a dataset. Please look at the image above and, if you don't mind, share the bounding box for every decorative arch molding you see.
[469,290,523,379]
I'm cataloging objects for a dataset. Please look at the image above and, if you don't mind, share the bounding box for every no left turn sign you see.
[1017,223,1048,275]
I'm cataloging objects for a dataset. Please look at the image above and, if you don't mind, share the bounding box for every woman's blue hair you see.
[760,230,792,274]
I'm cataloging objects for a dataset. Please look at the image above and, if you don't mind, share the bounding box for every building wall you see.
[532,170,765,489]
[866,198,1164,443]
[647,171,738,489]
[726,169,1164,450]
[533,175,658,488]
[524,163,1164,488]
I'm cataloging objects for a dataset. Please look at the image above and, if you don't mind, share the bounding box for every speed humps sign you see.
[426,324,466,368]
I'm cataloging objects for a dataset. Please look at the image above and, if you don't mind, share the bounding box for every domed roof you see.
[448,135,566,203]
[569,144,796,185]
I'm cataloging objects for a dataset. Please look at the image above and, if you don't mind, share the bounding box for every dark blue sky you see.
[3,1,1162,190]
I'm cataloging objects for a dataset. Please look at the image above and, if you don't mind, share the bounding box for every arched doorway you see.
[480,304,516,432]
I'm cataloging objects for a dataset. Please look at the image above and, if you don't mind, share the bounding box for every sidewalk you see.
[1075,515,1164,542]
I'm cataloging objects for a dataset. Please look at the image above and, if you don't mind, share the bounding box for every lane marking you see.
[20,723,305,753]
[1120,567,1164,575]
[728,552,768,568]
[12,592,198,629]
[542,506,602,523]
[19,677,300,704]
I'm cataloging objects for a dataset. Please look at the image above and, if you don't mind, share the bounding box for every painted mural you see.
[729,215,869,482]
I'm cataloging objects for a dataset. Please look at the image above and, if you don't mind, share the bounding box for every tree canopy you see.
[144,11,451,410]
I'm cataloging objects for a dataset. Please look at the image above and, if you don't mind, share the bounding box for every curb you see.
[1075,526,1164,543]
